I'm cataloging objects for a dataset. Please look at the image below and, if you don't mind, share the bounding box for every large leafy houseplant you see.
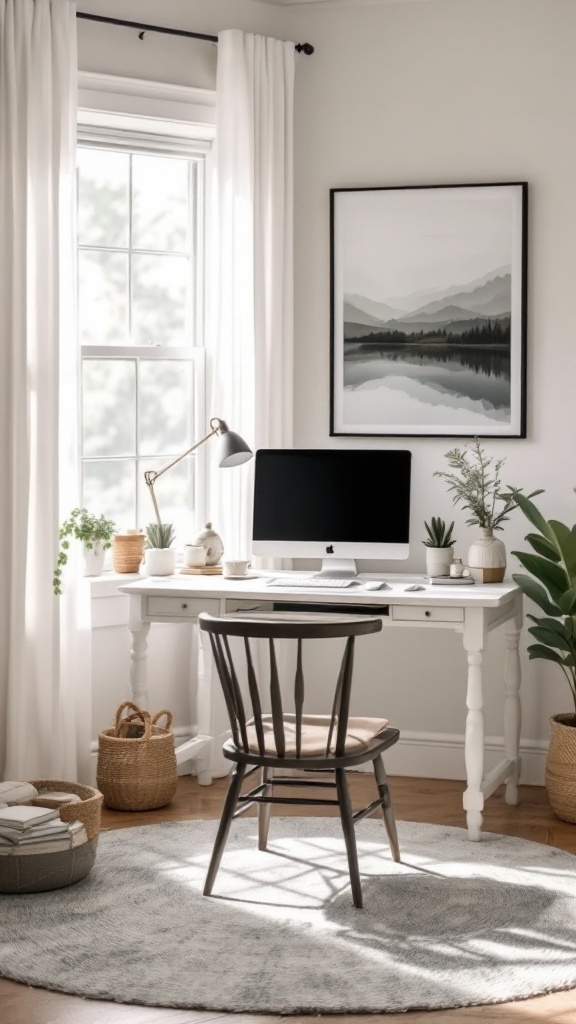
[53,508,115,595]
[511,492,576,715]
[510,490,576,822]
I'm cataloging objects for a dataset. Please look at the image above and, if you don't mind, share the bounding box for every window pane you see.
[138,457,196,541]
[139,361,194,457]
[83,460,136,531]
[132,155,189,252]
[132,254,189,346]
[82,360,136,457]
[77,149,129,248]
[79,251,129,345]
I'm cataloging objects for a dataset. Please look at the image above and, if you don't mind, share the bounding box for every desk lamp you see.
[144,417,252,529]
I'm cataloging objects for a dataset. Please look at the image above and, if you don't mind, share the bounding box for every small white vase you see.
[144,547,176,576]
[467,527,506,583]
[425,546,453,578]
[83,541,106,577]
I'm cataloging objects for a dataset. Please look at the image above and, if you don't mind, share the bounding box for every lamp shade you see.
[217,428,253,467]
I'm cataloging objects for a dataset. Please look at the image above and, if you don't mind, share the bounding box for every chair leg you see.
[373,755,401,862]
[203,763,246,896]
[258,767,272,851]
[335,768,363,909]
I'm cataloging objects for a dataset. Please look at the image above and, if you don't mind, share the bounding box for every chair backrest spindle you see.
[268,638,285,758]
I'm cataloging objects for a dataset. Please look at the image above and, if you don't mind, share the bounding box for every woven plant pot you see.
[545,713,576,823]
[112,532,146,573]
[97,701,178,811]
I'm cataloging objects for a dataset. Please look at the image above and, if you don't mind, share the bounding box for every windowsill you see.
[89,571,142,598]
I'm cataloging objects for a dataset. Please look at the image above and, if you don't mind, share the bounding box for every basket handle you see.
[114,701,152,740]
[151,709,173,731]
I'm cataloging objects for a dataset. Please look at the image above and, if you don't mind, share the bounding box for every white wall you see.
[82,0,576,782]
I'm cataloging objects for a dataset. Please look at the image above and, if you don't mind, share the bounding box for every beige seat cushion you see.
[245,713,389,757]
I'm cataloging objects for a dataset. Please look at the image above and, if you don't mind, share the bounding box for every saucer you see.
[223,572,256,580]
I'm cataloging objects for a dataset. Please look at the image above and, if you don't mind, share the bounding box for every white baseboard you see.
[372,730,547,787]
[90,728,548,787]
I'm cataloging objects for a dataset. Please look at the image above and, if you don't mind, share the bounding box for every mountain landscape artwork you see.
[330,184,527,437]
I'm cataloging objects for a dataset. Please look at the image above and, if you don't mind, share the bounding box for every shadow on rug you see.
[1,817,575,1014]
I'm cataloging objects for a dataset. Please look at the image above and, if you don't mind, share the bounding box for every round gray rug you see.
[1,817,576,1013]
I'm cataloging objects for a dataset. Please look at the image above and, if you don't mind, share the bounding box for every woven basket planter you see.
[545,713,576,823]
[97,701,178,811]
[112,532,146,573]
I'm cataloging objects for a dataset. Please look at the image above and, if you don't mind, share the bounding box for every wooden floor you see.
[2,774,576,1024]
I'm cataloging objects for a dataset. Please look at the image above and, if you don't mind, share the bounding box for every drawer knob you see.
[425,610,431,617]
[182,602,188,609]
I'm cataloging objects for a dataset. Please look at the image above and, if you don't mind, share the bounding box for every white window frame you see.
[77,76,216,553]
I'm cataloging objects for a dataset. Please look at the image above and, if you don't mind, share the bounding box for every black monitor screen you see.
[253,449,411,544]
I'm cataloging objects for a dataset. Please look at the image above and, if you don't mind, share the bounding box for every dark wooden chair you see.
[199,610,401,908]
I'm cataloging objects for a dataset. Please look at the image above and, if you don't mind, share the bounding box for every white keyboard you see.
[267,577,356,589]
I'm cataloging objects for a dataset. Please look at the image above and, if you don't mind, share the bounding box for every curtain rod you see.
[76,13,314,55]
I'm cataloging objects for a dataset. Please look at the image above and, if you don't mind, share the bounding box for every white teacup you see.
[223,559,251,578]
[184,544,207,567]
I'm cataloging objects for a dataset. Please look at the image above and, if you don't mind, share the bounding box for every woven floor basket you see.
[29,779,103,840]
[545,713,576,823]
[97,701,178,811]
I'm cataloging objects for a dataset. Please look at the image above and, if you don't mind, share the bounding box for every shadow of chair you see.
[199,610,401,908]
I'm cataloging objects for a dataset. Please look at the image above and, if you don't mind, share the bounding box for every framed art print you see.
[330,182,527,437]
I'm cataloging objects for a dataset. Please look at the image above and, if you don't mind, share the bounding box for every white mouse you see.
[363,581,390,591]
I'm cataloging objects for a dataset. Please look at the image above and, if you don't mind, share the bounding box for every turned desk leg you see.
[128,599,151,707]
[504,619,522,805]
[463,648,485,841]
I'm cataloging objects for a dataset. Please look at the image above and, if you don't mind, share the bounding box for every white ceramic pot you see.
[425,546,453,578]
[83,541,106,577]
[193,522,224,566]
[467,527,506,583]
[144,548,176,576]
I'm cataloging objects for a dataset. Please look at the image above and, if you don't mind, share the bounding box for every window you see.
[76,133,206,543]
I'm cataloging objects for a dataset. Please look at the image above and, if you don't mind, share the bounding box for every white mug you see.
[223,559,251,578]
[184,544,207,568]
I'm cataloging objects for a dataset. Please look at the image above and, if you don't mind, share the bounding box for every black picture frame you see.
[330,182,527,438]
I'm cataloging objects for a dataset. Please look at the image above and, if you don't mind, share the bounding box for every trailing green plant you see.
[435,437,540,530]
[510,491,576,715]
[145,522,176,549]
[53,508,115,596]
[423,517,455,548]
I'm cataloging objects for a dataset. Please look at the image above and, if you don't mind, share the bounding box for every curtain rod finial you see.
[296,42,314,55]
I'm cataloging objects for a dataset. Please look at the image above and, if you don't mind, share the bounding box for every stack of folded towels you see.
[0,781,86,857]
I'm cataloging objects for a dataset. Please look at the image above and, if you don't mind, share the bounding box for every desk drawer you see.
[391,604,463,623]
[147,597,220,618]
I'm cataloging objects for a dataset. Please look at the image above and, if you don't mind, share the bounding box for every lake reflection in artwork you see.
[343,343,511,429]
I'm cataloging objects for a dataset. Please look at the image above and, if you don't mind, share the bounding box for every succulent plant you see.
[145,522,176,549]
[423,517,455,548]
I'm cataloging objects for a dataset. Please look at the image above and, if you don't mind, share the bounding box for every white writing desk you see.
[118,572,523,841]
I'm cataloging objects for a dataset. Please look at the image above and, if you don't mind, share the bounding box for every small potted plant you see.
[144,523,176,576]
[509,490,576,821]
[53,508,115,595]
[423,517,456,577]
[434,437,534,583]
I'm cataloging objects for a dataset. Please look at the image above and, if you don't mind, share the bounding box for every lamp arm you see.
[143,418,225,530]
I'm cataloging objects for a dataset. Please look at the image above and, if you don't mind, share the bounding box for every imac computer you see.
[252,448,411,578]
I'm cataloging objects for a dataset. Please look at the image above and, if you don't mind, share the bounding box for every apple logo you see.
[326,544,334,554]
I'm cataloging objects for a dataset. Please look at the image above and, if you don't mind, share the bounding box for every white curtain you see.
[0,0,88,782]
[208,29,295,561]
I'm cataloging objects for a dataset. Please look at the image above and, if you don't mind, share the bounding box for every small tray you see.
[428,575,475,585]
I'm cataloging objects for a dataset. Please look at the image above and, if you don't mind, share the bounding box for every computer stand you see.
[314,558,357,579]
